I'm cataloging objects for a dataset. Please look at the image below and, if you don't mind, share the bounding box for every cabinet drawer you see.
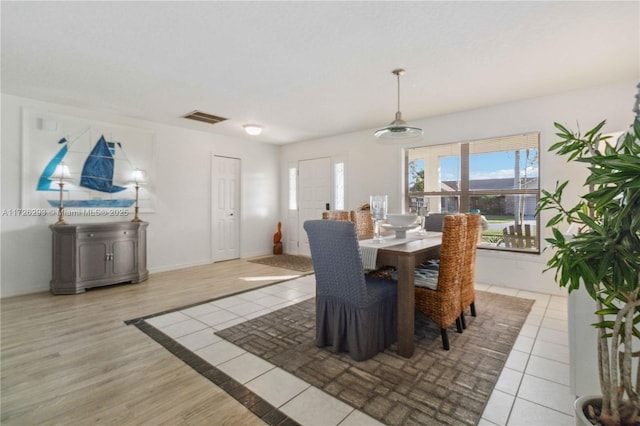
[77,230,136,240]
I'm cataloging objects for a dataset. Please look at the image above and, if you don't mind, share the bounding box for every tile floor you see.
[146,275,574,426]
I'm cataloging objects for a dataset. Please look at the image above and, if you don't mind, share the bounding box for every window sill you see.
[477,245,545,262]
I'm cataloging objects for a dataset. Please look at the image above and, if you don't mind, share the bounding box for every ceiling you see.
[2,1,638,144]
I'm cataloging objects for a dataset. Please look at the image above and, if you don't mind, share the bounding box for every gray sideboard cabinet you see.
[50,222,149,295]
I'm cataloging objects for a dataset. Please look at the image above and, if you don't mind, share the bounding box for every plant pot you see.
[574,394,601,426]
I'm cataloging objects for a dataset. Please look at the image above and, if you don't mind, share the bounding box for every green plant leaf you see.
[595,308,620,316]
[584,120,607,139]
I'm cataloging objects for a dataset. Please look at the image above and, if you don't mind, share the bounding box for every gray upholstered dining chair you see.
[424,213,448,232]
[303,220,397,361]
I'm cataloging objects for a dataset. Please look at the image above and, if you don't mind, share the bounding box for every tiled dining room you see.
[2,2,637,426]
[136,272,572,426]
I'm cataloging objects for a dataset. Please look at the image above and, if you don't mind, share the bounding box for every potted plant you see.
[537,87,640,426]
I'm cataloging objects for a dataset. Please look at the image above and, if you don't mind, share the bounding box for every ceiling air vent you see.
[182,110,228,125]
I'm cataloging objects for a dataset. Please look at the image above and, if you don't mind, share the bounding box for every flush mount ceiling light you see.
[243,124,263,136]
[374,68,423,140]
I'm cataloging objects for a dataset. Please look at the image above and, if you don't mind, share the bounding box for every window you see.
[407,133,540,253]
[334,161,345,210]
[288,166,297,210]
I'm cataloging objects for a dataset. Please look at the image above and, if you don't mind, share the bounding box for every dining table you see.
[359,230,442,358]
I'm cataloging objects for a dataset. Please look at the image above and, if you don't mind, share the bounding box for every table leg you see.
[397,255,415,358]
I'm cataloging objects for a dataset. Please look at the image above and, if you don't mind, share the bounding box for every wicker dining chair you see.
[321,210,350,221]
[460,213,481,329]
[350,210,374,238]
[414,214,466,350]
[303,220,397,361]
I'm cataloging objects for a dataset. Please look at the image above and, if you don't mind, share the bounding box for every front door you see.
[297,157,331,256]
[212,155,240,261]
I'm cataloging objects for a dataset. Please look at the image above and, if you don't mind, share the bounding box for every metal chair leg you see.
[440,328,450,350]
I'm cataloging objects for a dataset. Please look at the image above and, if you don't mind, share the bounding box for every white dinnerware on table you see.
[381,223,419,239]
[386,213,418,227]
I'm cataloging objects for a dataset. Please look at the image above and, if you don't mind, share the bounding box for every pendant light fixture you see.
[374,68,423,140]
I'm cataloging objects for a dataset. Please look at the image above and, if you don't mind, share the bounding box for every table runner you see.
[359,230,426,270]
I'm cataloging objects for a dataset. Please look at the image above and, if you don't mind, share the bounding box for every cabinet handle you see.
[89,233,95,237]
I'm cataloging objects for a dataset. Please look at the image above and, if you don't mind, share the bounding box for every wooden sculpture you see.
[273,221,283,254]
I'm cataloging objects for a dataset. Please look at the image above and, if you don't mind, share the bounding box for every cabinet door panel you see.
[55,233,76,282]
[138,227,147,274]
[78,241,108,280]
[112,240,136,276]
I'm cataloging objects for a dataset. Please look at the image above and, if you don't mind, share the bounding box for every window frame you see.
[405,133,541,254]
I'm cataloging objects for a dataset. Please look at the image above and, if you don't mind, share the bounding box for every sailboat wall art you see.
[22,109,156,212]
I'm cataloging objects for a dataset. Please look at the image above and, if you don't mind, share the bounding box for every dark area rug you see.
[217,290,533,426]
[248,254,314,272]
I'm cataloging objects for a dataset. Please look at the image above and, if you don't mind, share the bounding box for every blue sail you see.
[80,135,127,193]
[37,138,68,191]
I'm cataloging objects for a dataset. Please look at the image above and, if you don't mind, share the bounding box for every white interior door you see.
[212,155,240,261]
[298,157,331,257]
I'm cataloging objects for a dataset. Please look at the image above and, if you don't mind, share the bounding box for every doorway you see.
[297,157,331,256]
[212,155,240,261]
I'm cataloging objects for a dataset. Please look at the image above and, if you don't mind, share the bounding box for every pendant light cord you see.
[396,72,401,113]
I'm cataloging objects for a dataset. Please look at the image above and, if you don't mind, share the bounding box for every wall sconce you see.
[50,162,72,225]
[243,124,263,136]
[129,169,145,222]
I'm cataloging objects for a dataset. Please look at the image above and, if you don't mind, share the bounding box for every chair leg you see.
[440,328,450,350]
[470,302,476,317]
[460,312,467,329]
[455,316,463,333]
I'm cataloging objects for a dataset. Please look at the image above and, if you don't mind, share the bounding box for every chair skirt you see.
[316,282,397,361]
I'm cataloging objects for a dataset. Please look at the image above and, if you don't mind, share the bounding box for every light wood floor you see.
[1,259,307,425]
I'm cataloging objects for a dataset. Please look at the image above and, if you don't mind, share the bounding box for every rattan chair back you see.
[350,210,374,238]
[461,213,481,317]
[321,210,350,221]
[414,214,466,349]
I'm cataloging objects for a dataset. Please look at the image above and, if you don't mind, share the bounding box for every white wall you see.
[1,94,280,297]
[3,82,635,299]
[280,80,637,295]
